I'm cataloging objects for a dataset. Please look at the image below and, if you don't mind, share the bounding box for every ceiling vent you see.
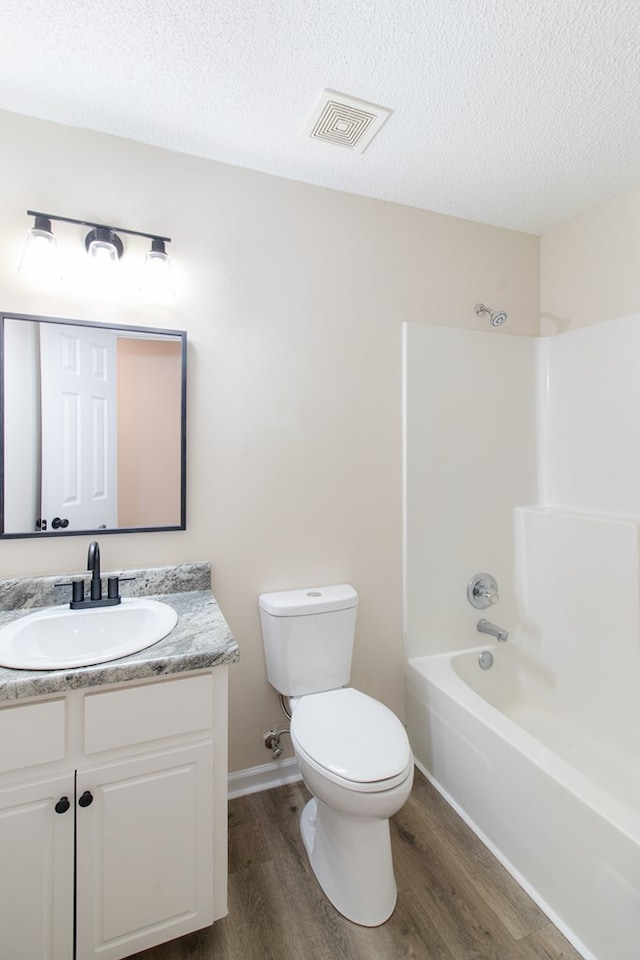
[302,90,392,154]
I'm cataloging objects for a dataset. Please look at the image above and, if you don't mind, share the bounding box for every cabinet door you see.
[75,741,214,960]
[0,774,75,960]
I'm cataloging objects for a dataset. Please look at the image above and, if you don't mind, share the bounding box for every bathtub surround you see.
[404,315,640,960]
[538,312,640,514]
[514,507,640,759]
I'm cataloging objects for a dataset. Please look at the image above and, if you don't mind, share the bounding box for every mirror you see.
[1,312,186,538]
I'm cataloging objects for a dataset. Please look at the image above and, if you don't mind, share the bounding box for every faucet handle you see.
[106,575,136,601]
[55,579,86,606]
[107,576,120,600]
[71,579,85,604]
[479,587,499,604]
[467,573,500,609]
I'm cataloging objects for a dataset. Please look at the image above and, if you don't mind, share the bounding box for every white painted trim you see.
[227,757,302,799]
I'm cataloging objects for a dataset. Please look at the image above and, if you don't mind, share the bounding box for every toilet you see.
[258,584,414,926]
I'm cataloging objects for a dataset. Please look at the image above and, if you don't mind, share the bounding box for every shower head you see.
[475,303,508,327]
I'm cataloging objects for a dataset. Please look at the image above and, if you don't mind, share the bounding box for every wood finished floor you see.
[131,769,583,960]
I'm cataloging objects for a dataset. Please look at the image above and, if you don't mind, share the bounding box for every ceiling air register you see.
[303,90,391,153]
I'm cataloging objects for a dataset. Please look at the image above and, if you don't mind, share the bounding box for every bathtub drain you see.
[478,650,494,670]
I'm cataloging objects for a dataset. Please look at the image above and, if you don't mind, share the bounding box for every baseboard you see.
[227,757,302,799]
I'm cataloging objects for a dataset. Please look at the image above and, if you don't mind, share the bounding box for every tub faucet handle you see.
[467,573,500,609]
[479,587,498,604]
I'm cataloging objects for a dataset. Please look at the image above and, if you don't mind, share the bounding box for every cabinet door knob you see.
[55,796,71,814]
[78,790,94,808]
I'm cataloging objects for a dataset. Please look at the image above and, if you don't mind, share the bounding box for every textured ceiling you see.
[2,0,640,234]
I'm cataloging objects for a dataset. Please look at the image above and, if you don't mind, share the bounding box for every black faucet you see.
[87,541,101,600]
[68,540,123,609]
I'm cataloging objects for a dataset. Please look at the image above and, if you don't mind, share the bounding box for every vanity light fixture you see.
[20,209,171,279]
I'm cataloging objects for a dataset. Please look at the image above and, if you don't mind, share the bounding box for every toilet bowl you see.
[290,687,414,926]
[258,584,413,926]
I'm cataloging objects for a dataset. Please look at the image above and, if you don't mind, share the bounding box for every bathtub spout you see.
[477,619,508,642]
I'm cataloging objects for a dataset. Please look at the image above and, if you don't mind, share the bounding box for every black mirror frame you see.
[0,311,187,539]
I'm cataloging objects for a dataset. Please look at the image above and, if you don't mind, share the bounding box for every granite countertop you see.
[0,562,239,703]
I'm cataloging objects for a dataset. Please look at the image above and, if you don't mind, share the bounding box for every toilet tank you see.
[258,584,358,697]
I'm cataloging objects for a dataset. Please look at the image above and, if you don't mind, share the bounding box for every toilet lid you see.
[291,688,411,784]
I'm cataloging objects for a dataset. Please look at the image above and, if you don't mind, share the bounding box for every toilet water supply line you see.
[263,694,292,759]
[279,693,292,719]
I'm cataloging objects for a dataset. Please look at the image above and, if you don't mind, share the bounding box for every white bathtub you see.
[406,645,640,960]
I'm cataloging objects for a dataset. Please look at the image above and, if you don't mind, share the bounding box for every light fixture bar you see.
[26,210,171,245]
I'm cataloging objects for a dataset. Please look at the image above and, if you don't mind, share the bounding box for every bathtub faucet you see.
[476,619,509,642]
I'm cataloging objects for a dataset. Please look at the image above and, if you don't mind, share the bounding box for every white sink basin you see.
[0,598,178,670]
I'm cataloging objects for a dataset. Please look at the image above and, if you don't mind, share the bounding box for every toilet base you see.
[299,797,397,927]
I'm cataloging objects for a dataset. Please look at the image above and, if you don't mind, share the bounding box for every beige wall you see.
[117,337,182,528]
[541,178,640,333]
[0,109,539,772]
[404,325,538,660]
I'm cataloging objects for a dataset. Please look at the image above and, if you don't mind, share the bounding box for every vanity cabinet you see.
[76,741,213,958]
[0,668,229,960]
[0,771,75,958]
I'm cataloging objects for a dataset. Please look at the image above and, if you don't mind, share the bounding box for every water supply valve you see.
[263,729,287,760]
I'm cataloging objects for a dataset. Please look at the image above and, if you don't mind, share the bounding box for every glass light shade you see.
[18,220,57,275]
[85,227,123,265]
[143,239,173,294]
[144,248,170,273]
[88,240,118,263]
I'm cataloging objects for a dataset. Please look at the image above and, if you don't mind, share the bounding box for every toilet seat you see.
[291,688,412,793]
